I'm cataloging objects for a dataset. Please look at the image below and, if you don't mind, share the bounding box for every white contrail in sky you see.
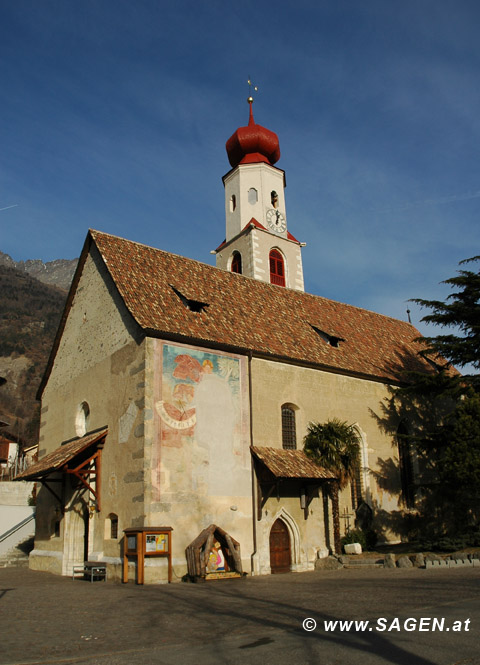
[0,204,18,212]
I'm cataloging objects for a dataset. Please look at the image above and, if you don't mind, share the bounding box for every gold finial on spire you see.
[247,77,258,104]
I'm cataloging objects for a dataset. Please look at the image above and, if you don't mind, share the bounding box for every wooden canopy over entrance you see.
[185,524,243,581]
[251,446,336,520]
[14,427,108,513]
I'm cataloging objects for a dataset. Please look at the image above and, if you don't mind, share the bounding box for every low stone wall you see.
[0,481,35,507]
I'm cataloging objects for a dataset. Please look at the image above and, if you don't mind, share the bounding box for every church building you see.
[17,98,428,582]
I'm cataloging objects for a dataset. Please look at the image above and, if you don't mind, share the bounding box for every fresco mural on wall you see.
[152,342,248,499]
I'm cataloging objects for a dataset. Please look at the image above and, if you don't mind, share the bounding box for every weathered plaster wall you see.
[144,340,253,581]
[250,357,404,548]
[30,246,147,576]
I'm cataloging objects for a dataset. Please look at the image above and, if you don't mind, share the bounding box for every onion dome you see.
[226,99,280,168]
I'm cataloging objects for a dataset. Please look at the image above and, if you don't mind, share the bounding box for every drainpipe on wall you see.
[248,350,257,575]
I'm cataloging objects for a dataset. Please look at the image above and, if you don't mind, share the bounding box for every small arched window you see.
[75,401,90,437]
[269,249,285,287]
[248,188,258,204]
[281,405,296,450]
[230,194,236,212]
[231,252,242,274]
[105,513,119,539]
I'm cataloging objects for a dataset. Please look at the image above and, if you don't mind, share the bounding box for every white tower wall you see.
[223,163,287,242]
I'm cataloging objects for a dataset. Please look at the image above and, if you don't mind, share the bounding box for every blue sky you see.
[1,0,479,342]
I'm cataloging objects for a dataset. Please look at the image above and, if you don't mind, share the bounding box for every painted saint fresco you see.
[206,541,226,572]
[153,342,247,498]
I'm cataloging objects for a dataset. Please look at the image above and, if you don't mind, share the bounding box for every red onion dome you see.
[226,101,280,168]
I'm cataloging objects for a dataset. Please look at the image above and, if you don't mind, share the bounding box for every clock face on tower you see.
[266,208,287,234]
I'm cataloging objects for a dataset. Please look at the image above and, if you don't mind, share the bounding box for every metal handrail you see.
[0,513,35,543]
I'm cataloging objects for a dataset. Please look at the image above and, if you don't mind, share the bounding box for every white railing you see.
[0,513,35,544]
[0,455,31,481]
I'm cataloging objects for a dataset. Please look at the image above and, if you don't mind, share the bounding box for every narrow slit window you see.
[110,515,118,539]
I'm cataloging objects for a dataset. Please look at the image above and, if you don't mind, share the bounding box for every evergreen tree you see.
[391,257,480,539]
[410,255,480,381]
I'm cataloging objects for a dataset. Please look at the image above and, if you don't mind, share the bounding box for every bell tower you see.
[214,96,305,291]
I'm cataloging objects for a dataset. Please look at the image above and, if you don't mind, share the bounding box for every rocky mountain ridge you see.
[0,251,77,292]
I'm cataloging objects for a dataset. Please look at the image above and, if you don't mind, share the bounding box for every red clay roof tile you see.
[89,229,430,383]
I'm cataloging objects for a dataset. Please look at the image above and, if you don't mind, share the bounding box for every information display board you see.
[123,527,173,584]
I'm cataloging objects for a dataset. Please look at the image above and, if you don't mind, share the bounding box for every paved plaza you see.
[0,565,479,665]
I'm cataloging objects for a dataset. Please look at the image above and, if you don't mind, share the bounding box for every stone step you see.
[0,534,34,568]
[0,550,30,567]
[0,557,29,568]
[340,556,385,568]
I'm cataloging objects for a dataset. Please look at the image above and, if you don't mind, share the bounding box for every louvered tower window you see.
[269,249,285,287]
[231,252,242,274]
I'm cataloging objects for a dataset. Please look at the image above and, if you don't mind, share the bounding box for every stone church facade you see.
[17,101,428,582]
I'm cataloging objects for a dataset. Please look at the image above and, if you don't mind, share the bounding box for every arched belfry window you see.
[281,405,297,450]
[231,252,242,274]
[269,249,285,287]
[397,422,415,509]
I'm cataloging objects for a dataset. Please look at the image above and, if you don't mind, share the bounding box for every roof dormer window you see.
[170,285,209,313]
[311,325,345,348]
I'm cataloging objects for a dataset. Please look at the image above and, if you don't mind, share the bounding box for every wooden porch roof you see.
[14,427,108,481]
[251,446,336,480]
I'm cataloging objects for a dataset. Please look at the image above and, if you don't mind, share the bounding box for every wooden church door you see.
[269,519,291,573]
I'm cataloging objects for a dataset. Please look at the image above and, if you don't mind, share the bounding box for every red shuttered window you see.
[269,249,285,287]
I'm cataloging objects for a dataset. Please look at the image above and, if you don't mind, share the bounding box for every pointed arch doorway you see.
[269,518,291,573]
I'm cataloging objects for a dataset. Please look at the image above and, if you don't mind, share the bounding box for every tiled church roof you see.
[84,229,430,384]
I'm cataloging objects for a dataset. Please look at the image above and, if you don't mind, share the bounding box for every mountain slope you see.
[0,264,69,445]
